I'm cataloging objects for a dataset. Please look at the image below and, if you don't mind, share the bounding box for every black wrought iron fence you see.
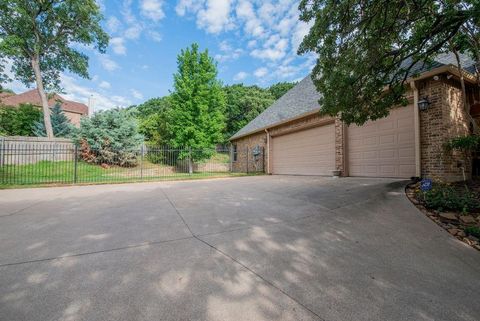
[0,142,264,186]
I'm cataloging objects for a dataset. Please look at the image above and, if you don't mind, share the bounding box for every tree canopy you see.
[167,43,226,161]
[224,84,275,140]
[0,0,108,137]
[268,82,296,100]
[132,96,171,146]
[299,0,480,125]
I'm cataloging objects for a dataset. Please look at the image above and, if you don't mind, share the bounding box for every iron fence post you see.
[188,146,192,175]
[140,145,144,180]
[74,144,78,184]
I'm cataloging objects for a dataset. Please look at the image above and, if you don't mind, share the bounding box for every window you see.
[233,144,237,162]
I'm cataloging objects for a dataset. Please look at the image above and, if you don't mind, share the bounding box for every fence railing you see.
[0,142,265,186]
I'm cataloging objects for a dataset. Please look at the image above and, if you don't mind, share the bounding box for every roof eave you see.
[230,108,322,141]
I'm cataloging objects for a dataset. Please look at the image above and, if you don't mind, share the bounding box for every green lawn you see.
[0,159,259,188]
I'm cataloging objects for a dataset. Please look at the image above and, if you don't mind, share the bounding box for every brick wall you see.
[231,131,267,172]
[419,77,472,181]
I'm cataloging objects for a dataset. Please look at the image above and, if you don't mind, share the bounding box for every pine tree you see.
[167,43,226,167]
[33,103,75,137]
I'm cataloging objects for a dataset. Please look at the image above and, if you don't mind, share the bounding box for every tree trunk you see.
[31,57,54,138]
[452,48,479,135]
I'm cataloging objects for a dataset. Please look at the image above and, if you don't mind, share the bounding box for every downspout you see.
[265,129,270,174]
[410,81,421,178]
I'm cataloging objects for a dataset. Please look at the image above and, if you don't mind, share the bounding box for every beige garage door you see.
[348,105,415,178]
[272,124,335,175]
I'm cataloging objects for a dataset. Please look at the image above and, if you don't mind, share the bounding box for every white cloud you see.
[61,74,131,111]
[141,0,165,22]
[131,89,144,100]
[176,0,203,16]
[233,71,248,81]
[197,0,234,34]
[215,40,243,62]
[175,0,234,34]
[0,59,28,93]
[236,0,265,37]
[99,55,119,71]
[110,37,127,55]
[250,38,288,61]
[106,16,121,33]
[99,81,111,89]
[124,25,142,40]
[254,67,268,78]
[291,20,311,53]
[148,30,162,42]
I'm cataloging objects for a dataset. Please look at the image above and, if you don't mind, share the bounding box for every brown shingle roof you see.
[0,89,88,115]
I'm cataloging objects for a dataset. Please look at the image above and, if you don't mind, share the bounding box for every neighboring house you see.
[230,53,480,182]
[0,89,88,127]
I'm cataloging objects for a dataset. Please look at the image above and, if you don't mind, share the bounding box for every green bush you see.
[75,108,144,167]
[418,184,480,213]
[465,226,480,238]
[0,103,42,136]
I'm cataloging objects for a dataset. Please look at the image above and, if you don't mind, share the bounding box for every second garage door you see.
[272,124,335,175]
[347,105,416,178]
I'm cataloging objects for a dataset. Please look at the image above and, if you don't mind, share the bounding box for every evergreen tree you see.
[167,43,226,165]
[33,103,74,137]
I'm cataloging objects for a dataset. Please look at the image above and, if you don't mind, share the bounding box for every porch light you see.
[418,97,430,111]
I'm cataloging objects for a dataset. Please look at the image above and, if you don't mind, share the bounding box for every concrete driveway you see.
[0,176,479,321]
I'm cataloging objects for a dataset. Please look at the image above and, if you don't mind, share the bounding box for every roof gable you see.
[231,75,321,139]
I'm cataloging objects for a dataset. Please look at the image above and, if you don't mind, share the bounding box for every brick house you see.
[230,53,480,182]
[0,89,88,127]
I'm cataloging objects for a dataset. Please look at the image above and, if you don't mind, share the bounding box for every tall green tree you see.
[298,0,480,125]
[33,103,74,137]
[268,82,296,100]
[224,84,275,140]
[0,0,108,138]
[167,43,226,167]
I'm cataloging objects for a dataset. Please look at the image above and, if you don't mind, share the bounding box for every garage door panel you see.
[272,124,335,175]
[348,105,415,178]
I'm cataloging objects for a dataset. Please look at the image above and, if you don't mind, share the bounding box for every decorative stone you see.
[459,215,476,224]
[439,212,458,221]
[448,228,460,236]
[457,231,466,237]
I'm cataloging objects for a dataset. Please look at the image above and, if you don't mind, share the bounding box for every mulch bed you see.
[405,180,480,251]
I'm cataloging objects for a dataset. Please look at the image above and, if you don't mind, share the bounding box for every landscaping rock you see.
[448,228,460,236]
[457,231,466,237]
[439,212,458,221]
[459,215,476,224]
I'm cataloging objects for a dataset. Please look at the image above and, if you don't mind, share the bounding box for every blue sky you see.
[6,0,315,111]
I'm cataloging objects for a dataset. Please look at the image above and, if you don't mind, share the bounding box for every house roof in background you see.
[231,52,477,140]
[0,89,88,115]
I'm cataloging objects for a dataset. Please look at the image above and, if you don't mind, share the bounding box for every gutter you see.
[265,128,270,174]
[230,108,322,141]
[409,81,421,178]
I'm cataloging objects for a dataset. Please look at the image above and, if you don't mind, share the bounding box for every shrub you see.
[33,103,75,137]
[418,183,480,213]
[75,109,144,167]
[465,226,480,238]
[0,103,42,136]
